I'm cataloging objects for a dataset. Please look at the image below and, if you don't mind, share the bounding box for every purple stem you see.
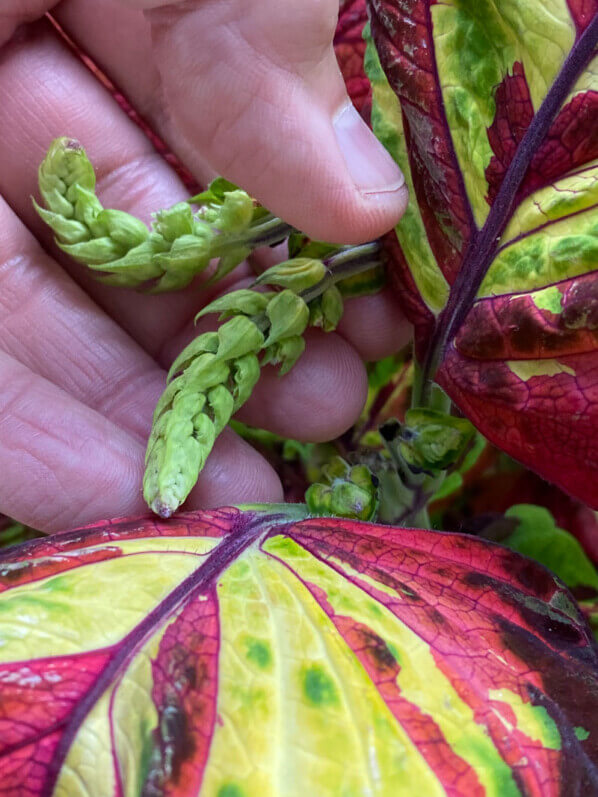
[421,13,598,391]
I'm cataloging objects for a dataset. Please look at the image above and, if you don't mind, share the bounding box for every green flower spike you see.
[35,138,293,292]
[144,276,340,516]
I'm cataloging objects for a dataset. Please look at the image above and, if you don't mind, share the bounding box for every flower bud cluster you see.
[35,139,288,292]
[144,256,347,516]
[305,457,379,521]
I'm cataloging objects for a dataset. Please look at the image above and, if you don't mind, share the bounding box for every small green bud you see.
[38,138,96,217]
[149,379,194,429]
[398,408,474,472]
[232,353,261,409]
[320,286,344,331]
[95,239,165,285]
[168,332,220,380]
[263,335,306,375]
[33,201,88,244]
[196,289,273,322]
[153,202,195,241]
[185,352,231,392]
[59,237,122,265]
[216,190,254,232]
[265,290,309,346]
[72,185,103,231]
[207,385,235,434]
[255,257,327,292]
[143,407,215,518]
[151,232,214,292]
[216,316,264,360]
[308,296,324,328]
[306,457,379,522]
[98,209,149,249]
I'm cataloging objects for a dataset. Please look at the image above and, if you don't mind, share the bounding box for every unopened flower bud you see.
[256,258,327,292]
[306,456,379,521]
[216,190,254,233]
[265,290,309,345]
[399,409,474,472]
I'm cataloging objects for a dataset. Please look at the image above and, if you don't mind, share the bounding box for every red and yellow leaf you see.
[0,508,597,794]
[365,0,598,507]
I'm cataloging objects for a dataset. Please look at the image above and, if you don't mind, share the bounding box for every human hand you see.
[0,0,410,531]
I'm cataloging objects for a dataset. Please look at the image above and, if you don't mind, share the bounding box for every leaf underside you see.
[0,508,597,795]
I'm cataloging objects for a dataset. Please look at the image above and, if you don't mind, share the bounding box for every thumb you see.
[117,0,407,244]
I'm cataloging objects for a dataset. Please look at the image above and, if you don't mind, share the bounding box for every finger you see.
[238,331,369,442]
[59,0,408,243]
[0,352,283,531]
[0,350,147,531]
[0,0,57,46]
[0,23,251,358]
[336,290,413,362]
[0,195,162,441]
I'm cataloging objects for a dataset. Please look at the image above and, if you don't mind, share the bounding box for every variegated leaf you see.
[0,508,597,795]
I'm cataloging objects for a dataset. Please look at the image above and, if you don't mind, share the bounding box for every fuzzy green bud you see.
[38,138,96,218]
[232,353,261,409]
[216,316,264,360]
[153,202,195,241]
[320,285,344,331]
[216,190,254,233]
[398,409,474,473]
[265,290,309,346]
[262,335,306,375]
[306,457,379,521]
[255,257,327,292]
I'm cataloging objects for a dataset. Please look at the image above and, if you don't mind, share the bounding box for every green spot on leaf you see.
[217,784,245,797]
[530,286,563,314]
[303,664,338,707]
[245,639,271,669]
[575,727,590,741]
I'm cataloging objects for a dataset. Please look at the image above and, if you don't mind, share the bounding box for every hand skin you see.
[0,0,410,532]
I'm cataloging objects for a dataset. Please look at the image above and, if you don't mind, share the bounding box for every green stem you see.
[379,342,453,527]
[411,505,431,530]
[300,242,382,304]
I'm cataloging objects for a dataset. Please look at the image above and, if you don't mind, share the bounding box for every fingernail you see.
[333,103,405,195]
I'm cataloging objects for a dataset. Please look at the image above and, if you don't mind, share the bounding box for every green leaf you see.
[503,505,598,593]
[188,177,241,205]
[195,289,273,322]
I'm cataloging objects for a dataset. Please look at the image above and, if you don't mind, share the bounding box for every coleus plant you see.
[8,0,596,793]
[2,507,598,794]
[35,0,598,519]
[365,0,598,509]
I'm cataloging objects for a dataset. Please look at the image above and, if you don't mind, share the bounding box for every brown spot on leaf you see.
[562,279,598,330]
